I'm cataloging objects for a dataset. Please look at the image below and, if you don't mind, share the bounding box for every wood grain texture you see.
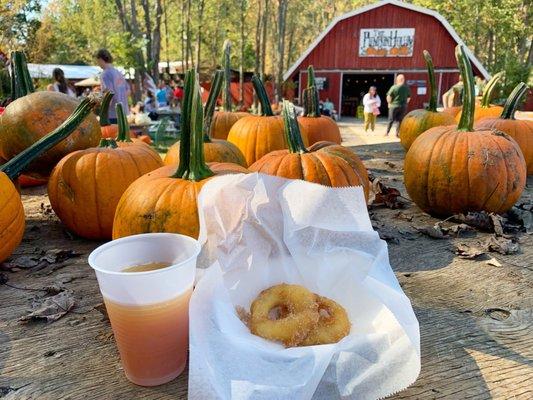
[0,141,531,399]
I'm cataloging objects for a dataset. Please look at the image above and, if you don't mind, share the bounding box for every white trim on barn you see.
[283,0,490,81]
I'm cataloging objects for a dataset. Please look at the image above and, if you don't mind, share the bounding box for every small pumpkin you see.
[99,90,119,138]
[48,96,164,240]
[249,100,369,200]
[210,40,249,140]
[399,51,456,150]
[228,76,307,165]
[404,45,526,217]
[298,65,341,145]
[0,95,99,262]
[165,70,247,167]
[113,70,248,240]
[454,71,504,122]
[476,82,533,174]
[137,134,153,145]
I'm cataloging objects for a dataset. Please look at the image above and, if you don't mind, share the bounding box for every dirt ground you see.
[0,123,532,399]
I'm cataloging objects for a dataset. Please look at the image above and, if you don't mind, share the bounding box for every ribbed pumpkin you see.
[113,70,248,240]
[454,72,504,123]
[164,70,247,167]
[250,100,369,200]
[404,45,526,217]
[48,97,163,240]
[297,66,341,145]
[476,82,533,175]
[99,91,119,139]
[399,51,456,150]
[0,96,99,262]
[228,76,307,165]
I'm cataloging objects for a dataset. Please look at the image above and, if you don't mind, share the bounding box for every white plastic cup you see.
[88,233,201,386]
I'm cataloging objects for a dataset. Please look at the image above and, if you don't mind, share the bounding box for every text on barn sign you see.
[359,28,415,57]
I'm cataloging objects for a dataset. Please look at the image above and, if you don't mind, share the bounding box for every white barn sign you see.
[359,28,415,57]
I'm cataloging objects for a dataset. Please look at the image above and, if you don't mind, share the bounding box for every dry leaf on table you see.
[19,290,75,323]
[454,243,486,259]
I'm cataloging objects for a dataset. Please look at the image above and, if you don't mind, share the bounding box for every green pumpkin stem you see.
[1,96,99,180]
[500,82,527,120]
[10,51,34,100]
[172,70,214,181]
[456,45,476,132]
[116,103,132,142]
[98,138,118,148]
[480,71,503,108]
[222,39,232,112]
[423,50,437,112]
[99,91,114,127]
[283,100,307,154]
[303,65,320,117]
[204,70,224,143]
[252,75,274,116]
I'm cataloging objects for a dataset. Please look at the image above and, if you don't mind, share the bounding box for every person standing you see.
[386,74,410,136]
[156,82,168,107]
[322,97,335,117]
[95,49,130,123]
[362,86,381,132]
[47,68,76,97]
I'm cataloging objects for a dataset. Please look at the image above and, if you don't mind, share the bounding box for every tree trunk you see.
[185,0,192,71]
[152,0,163,82]
[181,0,186,72]
[260,0,269,78]
[239,0,247,108]
[254,0,262,77]
[275,0,288,101]
[195,0,205,72]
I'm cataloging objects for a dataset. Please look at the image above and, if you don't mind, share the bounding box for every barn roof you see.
[283,0,490,81]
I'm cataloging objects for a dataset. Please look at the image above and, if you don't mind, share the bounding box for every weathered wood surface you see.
[1,141,531,399]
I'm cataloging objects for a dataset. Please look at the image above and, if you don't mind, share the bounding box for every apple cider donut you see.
[300,295,351,346]
[250,284,319,347]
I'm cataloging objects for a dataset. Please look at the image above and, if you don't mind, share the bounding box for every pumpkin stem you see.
[500,82,527,120]
[283,100,308,154]
[456,45,476,132]
[98,138,118,148]
[423,50,437,112]
[303,65,320,117]
[222,39,232,112]
[10,51,34,100]
[172,70,214,181]
[1,95,99,180]
[252,75,274,116]
[480,71,503,108]
[204,70,224,143]
[116,103,132,142]
[99,91,114,127]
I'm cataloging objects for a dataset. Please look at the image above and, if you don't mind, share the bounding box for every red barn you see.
[284,0,490,118]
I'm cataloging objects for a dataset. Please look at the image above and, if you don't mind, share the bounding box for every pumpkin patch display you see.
[210,40,248,140]
[164,70,247,167]
[399,51,456,151]
[297,66,341,145]
[249,100,369,201]
[404,45,526,217]
[476,82,533,175]
[47,98,163,240]
[99,91,119,139]
[228,76,307,166]
[0,95,99,263]
[113,70,248,240]
[454,71,504,123]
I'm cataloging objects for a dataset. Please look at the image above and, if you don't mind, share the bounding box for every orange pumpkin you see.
[165,70,247,167]
[228,76,307,165]
[0,95,99,262]
[113,70,248,240]
[455,72,504,122]
[476,82,533,175]
[399,51,456,150]
[137,134,153,145]
[404,46,526,217]
[249,100,369,200]
[210,111,249,139]
[297,66,341,145]
[48,97,164,240]
[443,106,462,118]
[99,91,119,138]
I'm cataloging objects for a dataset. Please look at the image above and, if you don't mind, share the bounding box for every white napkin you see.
[189,173,420,400]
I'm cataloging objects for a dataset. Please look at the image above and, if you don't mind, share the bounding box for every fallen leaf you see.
[368,176,408,209]
[506,205,533,234]
[393,211,413,221]
[94,303,109,321]
[384,161,396,169]
[486,257,502,267]
[484,236,520,255]
[489,214,504,236]
[414,224,446,239]
[446,223,475,236]
[452,212,496,232]
[19,290,75,323]
[454,243,486,259]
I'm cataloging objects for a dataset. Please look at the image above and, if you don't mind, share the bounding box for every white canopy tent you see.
[27,64,101,80]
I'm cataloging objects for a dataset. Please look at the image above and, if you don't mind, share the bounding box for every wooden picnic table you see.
[0,141,531,399]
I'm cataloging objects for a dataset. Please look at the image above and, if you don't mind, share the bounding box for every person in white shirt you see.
[47,68,76,97]
[362,86,381,132]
